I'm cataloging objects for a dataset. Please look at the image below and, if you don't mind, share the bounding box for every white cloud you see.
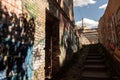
[73,0,97,7]
[99,3,107,9]
[76,18,98,29]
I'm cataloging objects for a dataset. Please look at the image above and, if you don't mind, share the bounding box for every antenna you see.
[82,18,84,29]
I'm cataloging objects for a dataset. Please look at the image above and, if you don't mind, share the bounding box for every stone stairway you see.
[81,44,111,80]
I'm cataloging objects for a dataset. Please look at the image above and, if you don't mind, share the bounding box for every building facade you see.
[98,0,120,76]
[0,0,79,80]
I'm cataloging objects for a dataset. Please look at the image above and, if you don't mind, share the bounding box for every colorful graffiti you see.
[0,1,36,79]
[60,16,79,63]
[33,42,45,70]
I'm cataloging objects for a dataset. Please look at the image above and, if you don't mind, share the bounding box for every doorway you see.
[45,10,60,79]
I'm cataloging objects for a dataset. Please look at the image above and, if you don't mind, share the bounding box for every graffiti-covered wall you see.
[46,0,79,77]
[98,0,120,76]
[98,0,120,59]
[0,0,28,79]
[59,14,79,65]
[0,0,79,80]
[23,0,47,80]
[0,0,46,80]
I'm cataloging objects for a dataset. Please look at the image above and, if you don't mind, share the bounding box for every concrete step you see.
[86,55,102,60]
[84,64,106,71]
[81,71,110,80]
[112,76,120,80]
[87,53,102,56]
[81,77,110,80]
[85,59,104,65]
[89,51,99,53]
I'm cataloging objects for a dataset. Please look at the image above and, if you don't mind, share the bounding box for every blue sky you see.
[73,0,108,29]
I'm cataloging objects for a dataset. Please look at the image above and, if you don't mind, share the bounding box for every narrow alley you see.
[0,0,120,80]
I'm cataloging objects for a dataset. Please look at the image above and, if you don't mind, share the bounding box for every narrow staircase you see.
[81,44,111,80]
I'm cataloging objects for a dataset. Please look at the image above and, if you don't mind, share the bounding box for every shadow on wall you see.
[61,23,80,62]
[0,3,35,80]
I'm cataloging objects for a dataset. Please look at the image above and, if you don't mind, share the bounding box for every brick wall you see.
[98,0,120,76]
[0,0,24,79]
[0,0,78,80]
[98,0,120,54]
[45,0,79,79]
[23,0,47,80]
[59,14,79,65]
[0,0,47,80]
